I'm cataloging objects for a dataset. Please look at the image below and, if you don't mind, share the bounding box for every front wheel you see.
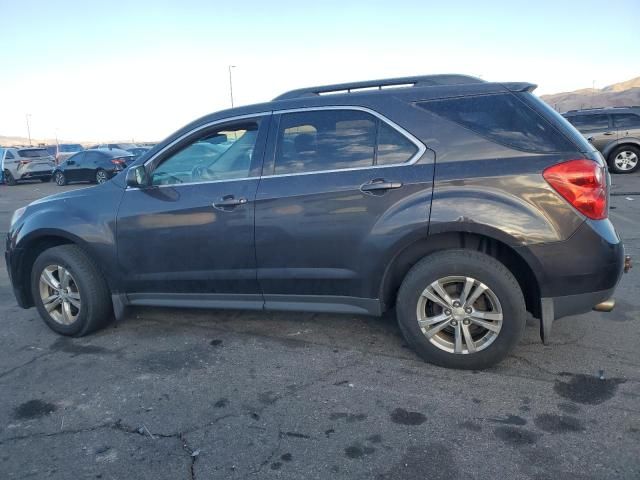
[396,250,526,369]
[31,245,113,336]
[54,171,67,186]
[609,145,640,174]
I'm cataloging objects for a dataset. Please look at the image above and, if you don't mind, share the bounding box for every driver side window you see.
[152,121,259,186]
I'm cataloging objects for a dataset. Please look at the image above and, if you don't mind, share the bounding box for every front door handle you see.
[603,131,615,136]
[213,195,247,210]
[360,179,403,193]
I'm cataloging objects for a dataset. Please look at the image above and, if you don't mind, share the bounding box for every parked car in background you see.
[1,147,55,185]
[125,146,151,160]
[90,143,139,151]
[563,107,640,173]
[6,75,626,369]
[52,148,134,185]
[45,143,84,165]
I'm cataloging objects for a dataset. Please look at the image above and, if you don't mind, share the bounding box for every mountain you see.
[541,77,640,113]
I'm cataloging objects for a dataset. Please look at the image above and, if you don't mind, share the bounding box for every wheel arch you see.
[13,230,109,308]
[603,139,640,162]
[379,230,542,319]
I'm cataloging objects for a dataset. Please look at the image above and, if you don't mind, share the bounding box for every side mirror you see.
[126,165,149,188]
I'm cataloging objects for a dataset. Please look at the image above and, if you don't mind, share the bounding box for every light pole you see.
[228,65,236,107]
[25,114,32,146]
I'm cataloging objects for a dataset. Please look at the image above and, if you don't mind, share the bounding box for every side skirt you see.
[112,293,382,317]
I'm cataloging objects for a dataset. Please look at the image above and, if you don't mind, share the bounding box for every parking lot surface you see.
[0,178,638,479]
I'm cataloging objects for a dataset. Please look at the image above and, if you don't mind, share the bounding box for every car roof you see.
[136,74,538,165]
[87,148,133,157]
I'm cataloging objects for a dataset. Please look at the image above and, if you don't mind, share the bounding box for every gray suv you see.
[563,107,640,173]
[6,75,628,369]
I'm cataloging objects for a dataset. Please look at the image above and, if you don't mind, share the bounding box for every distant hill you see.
[0,135,96,148]
[541,77,640,113]
[0,135,157,148]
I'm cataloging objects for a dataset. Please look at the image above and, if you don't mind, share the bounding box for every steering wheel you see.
[191,165,219,182]
[191,165,206,180]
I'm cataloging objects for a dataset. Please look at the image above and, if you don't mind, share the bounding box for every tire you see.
[54,171,67,186]
[396,249,526,370]
[31,245,113,336]
[40,176,51,183]
[4,170,16,186]
[95,169,108,184]
[608,145,640,174]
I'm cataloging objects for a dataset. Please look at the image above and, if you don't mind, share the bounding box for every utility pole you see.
[25,114,32,146]
[591,80,595,108]
[228,65,236,107]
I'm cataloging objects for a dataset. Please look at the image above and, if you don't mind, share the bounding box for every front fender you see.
[8,183,123,292]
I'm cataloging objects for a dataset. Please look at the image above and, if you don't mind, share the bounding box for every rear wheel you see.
[31,245,113,336]
[54,171,66,186]
[608,145,640,174]
[396,250,526,369]
[95,169,108,184]
[4,170,16,186]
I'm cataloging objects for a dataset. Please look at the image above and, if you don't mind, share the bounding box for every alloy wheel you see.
[96,170,107,184]
[38,265,81,325]
[614,150,638,171]
[416,276,503,354]
[55,172,65,185]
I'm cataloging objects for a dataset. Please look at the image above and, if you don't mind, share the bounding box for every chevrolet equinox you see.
[5,75,627,369]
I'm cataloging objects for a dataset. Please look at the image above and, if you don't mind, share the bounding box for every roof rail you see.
[273,74,484,101]
[564,105,640,113]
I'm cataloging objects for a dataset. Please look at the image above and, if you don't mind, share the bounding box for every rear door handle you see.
[360,179,403,193]
[213,195,247,209]
[603,131,615,136]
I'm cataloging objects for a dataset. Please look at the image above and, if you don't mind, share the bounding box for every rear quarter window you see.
[417,93,576,153]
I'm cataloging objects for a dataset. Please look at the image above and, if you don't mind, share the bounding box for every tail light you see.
[543,159,607,220]
[111,158,126,165]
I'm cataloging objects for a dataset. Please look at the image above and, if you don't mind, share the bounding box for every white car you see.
[1,147,55,185]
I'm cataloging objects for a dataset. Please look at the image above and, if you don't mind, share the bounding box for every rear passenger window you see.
[570,114,609,131]
[417,94,575,153]
[613,114,640,128]
[274,109,419,175]
[275,110,376,175]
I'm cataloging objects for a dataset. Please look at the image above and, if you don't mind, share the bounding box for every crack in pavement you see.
[0,350,53,380]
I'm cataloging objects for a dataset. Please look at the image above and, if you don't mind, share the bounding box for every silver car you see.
[1,147,55,185]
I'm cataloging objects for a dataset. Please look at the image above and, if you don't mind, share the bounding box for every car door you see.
[570,114,613,151]
[63,152,85,182]
[254,107,432,310]
[612,112,640,142]
[82,151,104,181]
[116,114,270,303]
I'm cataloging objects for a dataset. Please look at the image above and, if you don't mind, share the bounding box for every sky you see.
[1,0,639,142]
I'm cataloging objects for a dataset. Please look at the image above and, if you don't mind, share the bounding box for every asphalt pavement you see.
[0,176,638,480]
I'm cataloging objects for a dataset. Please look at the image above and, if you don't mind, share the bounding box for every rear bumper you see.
[19,169,53,179]
[551,287,616,319]
[517,218,625,321]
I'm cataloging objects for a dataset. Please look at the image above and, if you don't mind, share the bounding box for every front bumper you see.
[4,243,31,308]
